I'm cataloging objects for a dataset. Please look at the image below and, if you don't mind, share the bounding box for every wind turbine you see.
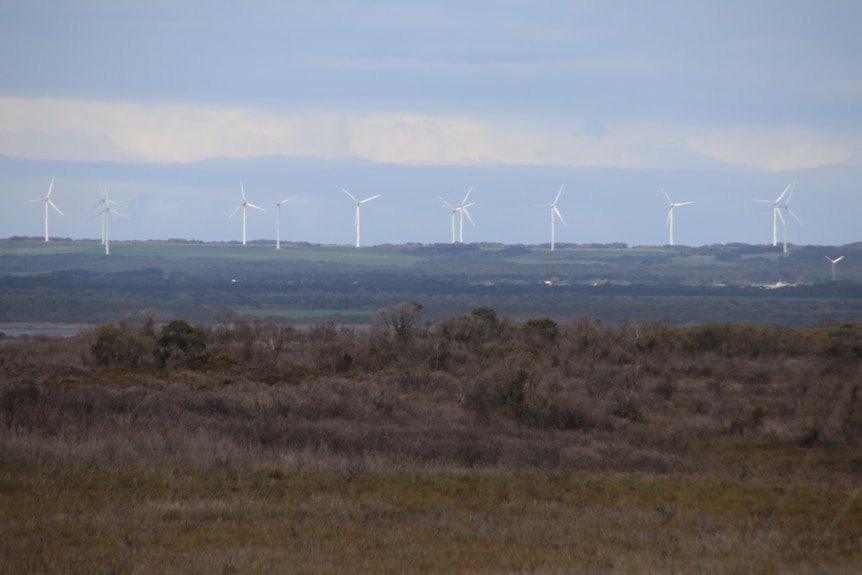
[342,188,381,248]
[27,177,63,242]
[661,186,693,246]
[538,185,566,251]
[95,188,127,256]
[825,256,844,281]
[754,183,795,250]
[229,182,266,246]
[452,186,475,244]
[274,196,296,250]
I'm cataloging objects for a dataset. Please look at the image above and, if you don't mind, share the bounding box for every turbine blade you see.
[247,202,267,212]
[112,209,129,219]
[47,200,64,216]
[229,205,242,218]
[462,206,475,225]
[277,196,297,205]
[553,206,566,226]
[776,182,793,203]
[360,194,381,204]
[676,201,694,207]
[341,187,357,202]
[47,176,55,198]
[788,207,802,225]
[660,186,672,205]
[462,186,473,204]
[240,182,247,201]
[554,184,564,204]
[835,256,845,263]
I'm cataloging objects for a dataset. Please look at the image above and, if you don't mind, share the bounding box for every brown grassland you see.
[1,308,861,574]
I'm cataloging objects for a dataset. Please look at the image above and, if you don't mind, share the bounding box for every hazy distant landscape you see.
[1,238,860,331]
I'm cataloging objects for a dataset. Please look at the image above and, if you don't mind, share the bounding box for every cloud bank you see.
[0,97,855,172]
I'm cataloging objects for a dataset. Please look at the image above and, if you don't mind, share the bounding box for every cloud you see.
[0,97,856,172]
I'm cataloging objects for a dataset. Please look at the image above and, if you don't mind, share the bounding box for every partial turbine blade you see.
[46,177,55,198]
[554,184,564,204]
[787,207,802,225]
[360,194,381,204]
[660,186,672,205]
[461,186,473,204]
[341,187,358,202]
[247,202,267,212]
[553,206,566,226]
[462,205,475,226]
[229,205,243,218]
[47,199,64,216]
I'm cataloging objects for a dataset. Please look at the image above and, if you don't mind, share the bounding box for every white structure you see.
[95,187,127,255]
[538,185,566,251]
[341,188,381,248]
[274,196,296,250]
[443,186,475,244]
[755,182,799,252]
[229,182,266,246]
[439,197,459,244]
[661,186,693,246]
[825,255,844,281]
[27,177,63,242]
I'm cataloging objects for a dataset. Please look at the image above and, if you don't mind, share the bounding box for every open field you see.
[2,317,861,573]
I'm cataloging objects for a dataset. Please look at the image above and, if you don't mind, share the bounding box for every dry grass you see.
[1,318,861,573]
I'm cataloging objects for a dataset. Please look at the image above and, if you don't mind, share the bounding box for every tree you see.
[92,324,129,366]
[157,320,208,368]
[375,303,424,346]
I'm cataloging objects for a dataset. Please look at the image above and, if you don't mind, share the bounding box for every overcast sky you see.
[1,0,860,247]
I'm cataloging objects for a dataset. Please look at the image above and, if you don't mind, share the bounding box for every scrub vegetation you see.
[2,310,861,573]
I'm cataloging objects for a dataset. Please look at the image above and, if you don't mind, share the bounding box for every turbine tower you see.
[754,183,795,250]
[538,185,566,251]
[342,188,381,248]
[825,256,844,281]
[661,186,693,246]
[95,188,127,256]
[274,196,296,250]
[438,197,459,244]
[229,182,266,246]
[27,177,63,242]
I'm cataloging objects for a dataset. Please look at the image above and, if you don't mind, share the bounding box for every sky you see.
[1,0,860,247]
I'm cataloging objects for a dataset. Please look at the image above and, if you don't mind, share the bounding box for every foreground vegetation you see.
[2,310,861,573]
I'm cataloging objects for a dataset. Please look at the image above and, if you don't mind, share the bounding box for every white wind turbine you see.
[95,184,120,246]
[229,182,266,246]
[538,185,566,251]
[777,183,801,253]
[27,177,63,242]
[274,196,296,250]
[342,188,381,248]
[452,186,475,244]
[825,256,844,281]
[754,182,795,250]
[661,186,693,246]
[95,188,127,256]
